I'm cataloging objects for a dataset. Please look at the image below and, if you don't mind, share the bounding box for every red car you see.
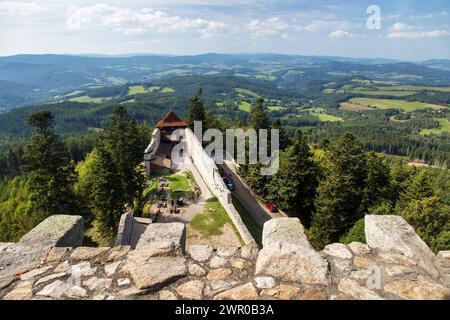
[265,202,277,213]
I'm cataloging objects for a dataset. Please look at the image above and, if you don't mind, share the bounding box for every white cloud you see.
[304,20,352,32]
[328,30,353,38]
[388,22,414,32]
[0,1,47,16]
[387,29,450,39]
[66,3,228,38]
[247,17,290,36]
[409,11,448,20]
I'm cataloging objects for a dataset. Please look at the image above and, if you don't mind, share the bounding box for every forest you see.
[0,91,448,254]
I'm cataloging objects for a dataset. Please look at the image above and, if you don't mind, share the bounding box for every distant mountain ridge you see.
[1,53,450,109]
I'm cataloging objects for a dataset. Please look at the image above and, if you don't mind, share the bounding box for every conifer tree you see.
[22,111,79,219]
[250,97,270,132]
[187,88,206,130]
[309,133,367,249]
[268,132,318,226]
[87,107,146,241]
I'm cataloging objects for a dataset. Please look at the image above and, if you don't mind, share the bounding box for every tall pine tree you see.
[268,132,318,226]
[187,88,206,130]
[309,133,367,250]
[88,107,146,241]
[22,111,80,220]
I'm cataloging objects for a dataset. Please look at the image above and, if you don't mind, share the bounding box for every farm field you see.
[314,113,343,122]
[238,101,251,112]
[67,95,107,103]
[127,85,174,95]
[348,98,446,112]
[349,89,416,96]
[420,118,450,135]
[339,102,374,111]
[375,85,450,92]
[235,88,260,98]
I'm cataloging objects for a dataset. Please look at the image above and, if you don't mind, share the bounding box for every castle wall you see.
[184,128,255,245]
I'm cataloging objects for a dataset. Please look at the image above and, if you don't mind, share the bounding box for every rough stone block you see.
[136,222,186,254]
[365,215,438,277]
[19,215,84,248]
[255,218,330,285]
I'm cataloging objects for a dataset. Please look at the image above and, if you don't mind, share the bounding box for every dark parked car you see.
[222,177,235,191]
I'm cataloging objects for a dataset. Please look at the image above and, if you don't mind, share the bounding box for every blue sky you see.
[0,0,449,60]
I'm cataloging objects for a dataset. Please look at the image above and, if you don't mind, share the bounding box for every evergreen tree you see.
[395,170,433,212]
[309,133,367,250]
[187,88,206,130]
[103,106,146,206]
[87,107,146,241]
[250,97,270,132]
[399,196,450,253]
[21,111,79,220]
[268,132,318,226]
[90,146,125,241]
[360,152,392,212]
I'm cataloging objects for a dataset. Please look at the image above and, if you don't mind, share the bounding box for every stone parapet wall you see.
[1,215,449,300]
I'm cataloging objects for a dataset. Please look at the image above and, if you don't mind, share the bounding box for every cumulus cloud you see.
[304,20,352,32]
[328,30,353,38]
[388,22,414,32]
[387,29,450,39]
[0,1,47,16]
[247,17,290,36]
[66,3,228,38]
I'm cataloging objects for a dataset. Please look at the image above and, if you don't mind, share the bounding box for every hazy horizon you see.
[1,1,449,60]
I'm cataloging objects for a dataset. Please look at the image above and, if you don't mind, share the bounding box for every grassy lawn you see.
[190,197,234,236]
[232,196,262,247]
[68,95,106,103]
[420,118,450,135]
[167,173,192,191]
[349,98,446,112]
[238,101,251,112]
[161,87,175,93]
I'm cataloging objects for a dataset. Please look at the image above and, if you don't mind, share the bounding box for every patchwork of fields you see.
[343,98,446,112]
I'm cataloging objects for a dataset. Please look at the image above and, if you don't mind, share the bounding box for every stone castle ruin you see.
[1,111,449,300]
[0,214,449,300]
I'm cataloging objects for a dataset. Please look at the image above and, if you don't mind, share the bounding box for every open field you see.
[268,105,286,111]
[420,118,450,135]
[349,89,416,96]
[339,102,374,111]
[348,98,446,112]
[314,113,343,122]
[128,85,175,95]
[375,85,450,92]
[235,88,260,98]
[238,101,251,112]
[68,95,107,103]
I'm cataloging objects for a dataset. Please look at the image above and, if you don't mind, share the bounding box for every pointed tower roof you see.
[156,111,188,128]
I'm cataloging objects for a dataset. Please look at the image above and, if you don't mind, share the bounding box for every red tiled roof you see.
[156,111,188,128]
